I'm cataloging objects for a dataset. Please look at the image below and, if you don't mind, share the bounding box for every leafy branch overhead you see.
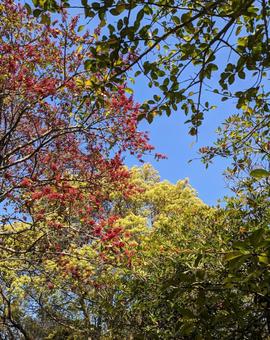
[31,0,269,136]
[0,1,268,338]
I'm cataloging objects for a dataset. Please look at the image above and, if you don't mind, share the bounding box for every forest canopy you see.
[0,0,269,339]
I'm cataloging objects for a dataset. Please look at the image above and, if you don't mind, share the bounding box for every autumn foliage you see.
[0,2,165,335]
[0,0,161,260]
[0,1,269,339]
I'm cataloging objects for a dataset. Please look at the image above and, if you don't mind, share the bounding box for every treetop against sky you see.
[26,0,270,204]
[0,1,269,338]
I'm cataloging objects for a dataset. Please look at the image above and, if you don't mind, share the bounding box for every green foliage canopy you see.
[31,0,269,134]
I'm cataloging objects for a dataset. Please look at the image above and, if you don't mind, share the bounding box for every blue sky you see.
[125,77,234,206]
[126,103,232,206]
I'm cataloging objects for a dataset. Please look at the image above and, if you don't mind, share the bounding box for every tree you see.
[31,0,270,136]
[28,7,269,332]
[0,2,162,337]
[0,165,214,338]
[4,164,268,338]
[107,165,270,339]
[0,0,158,243]
[3,1,270,338]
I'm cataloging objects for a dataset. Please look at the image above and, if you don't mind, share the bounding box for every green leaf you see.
[147,113,154,123]
[181,12,192,23]
[40,13,51,25]
[189,127,197,136]
[228,74,235,85]
[194,254,203,267]
[238,71,246,79]
[33,9,43,17]
[110,5,124,15]
[238,37,248,47]
[24,3,32,14]
[124,88,133,95]
[226,254,250,270]
[136,9,144,22]
[137,113,145,121]
[248,228,264,247]
[78,25,85,32]
[92,2,100,10]
[84,59,92,70]
[172,16,180,25]
[84,7,95,18]
[225,251,243,261]
[115,3,126,14]
[258,254,269,265]
[250,169,270,179]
